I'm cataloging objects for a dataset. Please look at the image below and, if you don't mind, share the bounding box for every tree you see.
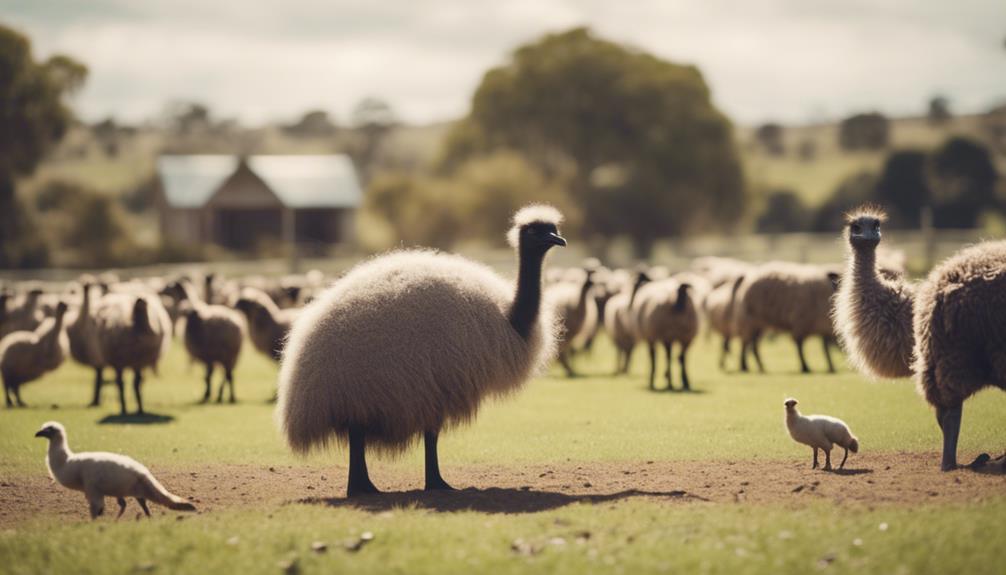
[283,109,337,138]
[350,97,397,179]
[0,24,87,268]
[927,96,951,125]
[928,137,999,228]
[838,112,889,151]
[439,27,745,255]
[756,190,810,233]
[874,150,930,227]
[811,172,877,232]
[755,123,785,156]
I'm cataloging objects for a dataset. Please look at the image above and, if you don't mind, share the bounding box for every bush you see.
[811,172,877,232]
[839,112,889,151]
[756,190,810,233]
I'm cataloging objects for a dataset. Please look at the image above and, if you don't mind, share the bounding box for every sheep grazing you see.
[234,287,299,362]
[733,262,841,374]
[34,422,196,519]
[0,287,44,339]
[632,279,698,391]
[602,271,650,374]
[66,281,106,407]
[834,205,1006,471]
[784,398,859,470]
[547,269,597,377]
[94,294,172,415]
[163,280,244,404]
[702,274,746,370]
[277,205,564,497]
[0,301,69,408]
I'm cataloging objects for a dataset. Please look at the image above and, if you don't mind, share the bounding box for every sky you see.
[4,0,1005,127]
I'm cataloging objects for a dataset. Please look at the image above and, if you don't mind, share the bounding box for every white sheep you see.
[784,398,859,470]
[34,421,196,519]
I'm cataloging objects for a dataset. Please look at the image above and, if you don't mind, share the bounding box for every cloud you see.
[4,0,1004,125]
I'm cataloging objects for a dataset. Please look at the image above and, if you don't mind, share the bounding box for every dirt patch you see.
[2,452,1004,528]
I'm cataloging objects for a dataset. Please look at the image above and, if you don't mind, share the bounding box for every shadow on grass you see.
[645,387,708,395]
[829,468,873,476]
[295,487,708,514]
[98,412,175,425]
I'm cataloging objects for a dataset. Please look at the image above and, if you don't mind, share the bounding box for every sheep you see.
[733,262,841,374]
[702,274,747,370]
[34,422,196,519]
[66,281,106,407]
[162,280,245,404]
[632,279,698,391]
[94,293,172,415]
[546,270,597,377]
[234,287,299,362]
[0,301,69,408]
[0,287,44,339]
[834,205,1006,471]
[784,398,859,470]
[276,204,565,497]
[602,271,651,375]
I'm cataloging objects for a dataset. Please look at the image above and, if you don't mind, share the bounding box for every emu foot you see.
[425,476,456,491]
[347,480,381,498]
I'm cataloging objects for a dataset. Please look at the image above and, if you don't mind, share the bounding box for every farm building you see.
[156,155,363,253]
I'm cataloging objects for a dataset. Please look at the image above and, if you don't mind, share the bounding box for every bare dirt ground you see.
[2,452,1004,528]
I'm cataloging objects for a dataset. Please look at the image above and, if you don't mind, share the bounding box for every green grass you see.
[2,335,1005,574]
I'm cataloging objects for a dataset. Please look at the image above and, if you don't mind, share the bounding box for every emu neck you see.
[47,436,71,472]
[509,247,546,341]
[80,287,91,314]
[43,313,66,345]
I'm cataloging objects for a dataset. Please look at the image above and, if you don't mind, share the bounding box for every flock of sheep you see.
[5,203,1006,512]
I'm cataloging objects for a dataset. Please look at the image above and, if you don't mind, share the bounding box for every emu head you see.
[507,205,566,256]
[845,205,886,252]
[34,421,65,440]
[784,397,798,410]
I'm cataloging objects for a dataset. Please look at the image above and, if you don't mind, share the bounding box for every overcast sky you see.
[4,0,1004,126]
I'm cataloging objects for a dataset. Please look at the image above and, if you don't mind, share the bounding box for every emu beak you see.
[34,430,46,438]
[546,233,567,247]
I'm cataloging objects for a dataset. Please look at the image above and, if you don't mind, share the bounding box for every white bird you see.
[784,398,859,470]
[34,422,196,519]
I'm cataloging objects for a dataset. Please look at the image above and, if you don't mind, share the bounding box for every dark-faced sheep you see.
[834,205,1006,471]
[276,205,565,497]
[0,301,69,407]
[632,279,698,391]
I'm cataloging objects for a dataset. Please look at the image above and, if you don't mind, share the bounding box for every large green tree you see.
[439,27,745,255]
[0,23,86,268]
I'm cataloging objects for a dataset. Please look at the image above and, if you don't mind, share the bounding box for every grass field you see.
[2,334,1005,574]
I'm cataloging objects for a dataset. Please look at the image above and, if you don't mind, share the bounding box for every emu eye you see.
[851,224,861,234]
[873,222,880,231]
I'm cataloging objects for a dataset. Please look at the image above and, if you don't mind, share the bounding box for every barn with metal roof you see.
[156,155,362,253]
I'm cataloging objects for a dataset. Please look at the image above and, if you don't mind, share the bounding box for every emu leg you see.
[812,448,819,469]
[751,334,765,373]
[839,446,849,469]
[115,369,127,415]
[679,344,691,391]
[116,497,127,519]
[823,338,836,373]
[795,336,810,374]
[347,425,380,497]
[137,498,151,517]
[226,368,236,403]
[201,364,213,404]
[824,448,832,471]
[424,430,455,491]
[133,369,144,415]
[937,404,963,471]
[88,367,104,407]
[558,351,576,378]
[648,343,657,390]
[664,341,674,391]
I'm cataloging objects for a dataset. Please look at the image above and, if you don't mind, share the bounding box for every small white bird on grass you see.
[784,398,860,470]
[34,421,196,519]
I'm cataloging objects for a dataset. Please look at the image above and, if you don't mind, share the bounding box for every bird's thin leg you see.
[824,448,832,471]
[132,369,144,415]
[137,498,151,517]
[679,344,691,391]
[116,497,127,519]
[201,364,213,404]
[347,424,380,497]
[88,367,103,407]
[226,368,236,403]
[424,430,455,491]
[937,403,963,471]
[664,341,674,391]
[115,369,127,415]
[648,343,657,390]
[795,336,810,374]
[812,448,819,469]
[840,447,849,469]
[823,337,836,374]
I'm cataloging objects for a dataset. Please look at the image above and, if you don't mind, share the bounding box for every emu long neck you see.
[43,312,66,346]
[509,248,545,341]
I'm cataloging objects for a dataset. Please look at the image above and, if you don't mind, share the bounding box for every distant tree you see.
[283,109,337,138]
[797,139,817,162]
[0,24,87,268]
[981,104,1006,154]
[874,151,930,227]
[755,123,785,156]
[756,190,810,233]
[811,172,877,232]
[927,137,1000,228]
[839,112,889,151]
[927,96,951,125]
[350,97,397,179]
[439,27,745,255]
[92,117,120,157]
[166,100,212,135]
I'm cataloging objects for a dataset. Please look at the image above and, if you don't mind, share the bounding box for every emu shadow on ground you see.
[829,468,873,476]
[295,487,707,514]
[98,412,174,425]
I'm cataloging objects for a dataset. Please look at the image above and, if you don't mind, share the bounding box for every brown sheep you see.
[1,301,69,407]
[234,287,299,362]
[0,287,44,339]
[633,280,699,391]
[66,282,106,407]
[834,205,1006,471]
[602,271,651,374]
[546,270,597,377]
